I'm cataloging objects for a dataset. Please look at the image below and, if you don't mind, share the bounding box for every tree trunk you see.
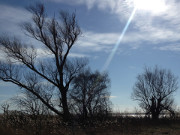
[152,111,160,120]
[61,91,70,122]
[83,104,88,120]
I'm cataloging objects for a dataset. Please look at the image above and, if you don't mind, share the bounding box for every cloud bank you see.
[49,0,180,52]
[1,0,180,55]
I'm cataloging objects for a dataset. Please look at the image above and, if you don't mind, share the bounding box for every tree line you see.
[0,3,178,122]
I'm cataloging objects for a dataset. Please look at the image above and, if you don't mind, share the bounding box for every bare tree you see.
[13,91,51,116]
[0,3,87,122]
[132,66,178,120]
[12,91,53,134]
[70,69,111,121]
[1,102,10,116]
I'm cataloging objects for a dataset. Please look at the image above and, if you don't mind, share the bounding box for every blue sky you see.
[1,0,180,112]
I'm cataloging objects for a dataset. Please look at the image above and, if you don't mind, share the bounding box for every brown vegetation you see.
[1,111,180,135]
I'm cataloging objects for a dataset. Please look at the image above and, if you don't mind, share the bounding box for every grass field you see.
[1,113,180,135]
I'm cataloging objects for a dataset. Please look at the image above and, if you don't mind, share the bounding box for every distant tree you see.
[132,66,178,120]
[70,69,111,121]
[0,3,87,122]
[12,91,52,134]
[1,102,10,115]
[13,91,51,116]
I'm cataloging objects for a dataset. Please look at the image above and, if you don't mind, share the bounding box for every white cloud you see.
[154,44,180,52]
[68,53,89,58]
[0,49,6,61]
[0,82,15,87]
[76,26,180,52]
[49,0,180,52]
[76,31,120,52]
[0,5,30,23]
[103,95,117,99]
[124,28,180,45]
[0,5,89,60]
[129,0,180,46]
[50,0,132,17]
[109,96,117,98]
[0,95,12,98]
[1,1,180,56]
[36,48,89,58]
[0,5,31,38]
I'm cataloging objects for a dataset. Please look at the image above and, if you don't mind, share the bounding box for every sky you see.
[0,0,180,112]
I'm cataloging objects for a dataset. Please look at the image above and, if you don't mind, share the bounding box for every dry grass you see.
[1,114,180,135]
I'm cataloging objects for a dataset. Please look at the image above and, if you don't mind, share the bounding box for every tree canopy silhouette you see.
[0,3,87,122]
[132,66,178,120]
[70,69,111,121]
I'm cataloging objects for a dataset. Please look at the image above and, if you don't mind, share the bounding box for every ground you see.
[1,114,180,135]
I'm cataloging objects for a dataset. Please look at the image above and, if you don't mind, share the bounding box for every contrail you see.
[102,7,137,71]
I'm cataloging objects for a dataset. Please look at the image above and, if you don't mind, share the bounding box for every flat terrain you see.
[1,114,180,135]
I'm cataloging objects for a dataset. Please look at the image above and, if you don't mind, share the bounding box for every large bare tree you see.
[0,3,87,121]
[132,66,178,119]
[70,69,111,121]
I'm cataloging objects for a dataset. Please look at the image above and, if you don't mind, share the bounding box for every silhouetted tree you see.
[70,69,111,121]
[13,91,51,116]
[12,91,52,134]
[132,66,178,120]
[0,3,87,122]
